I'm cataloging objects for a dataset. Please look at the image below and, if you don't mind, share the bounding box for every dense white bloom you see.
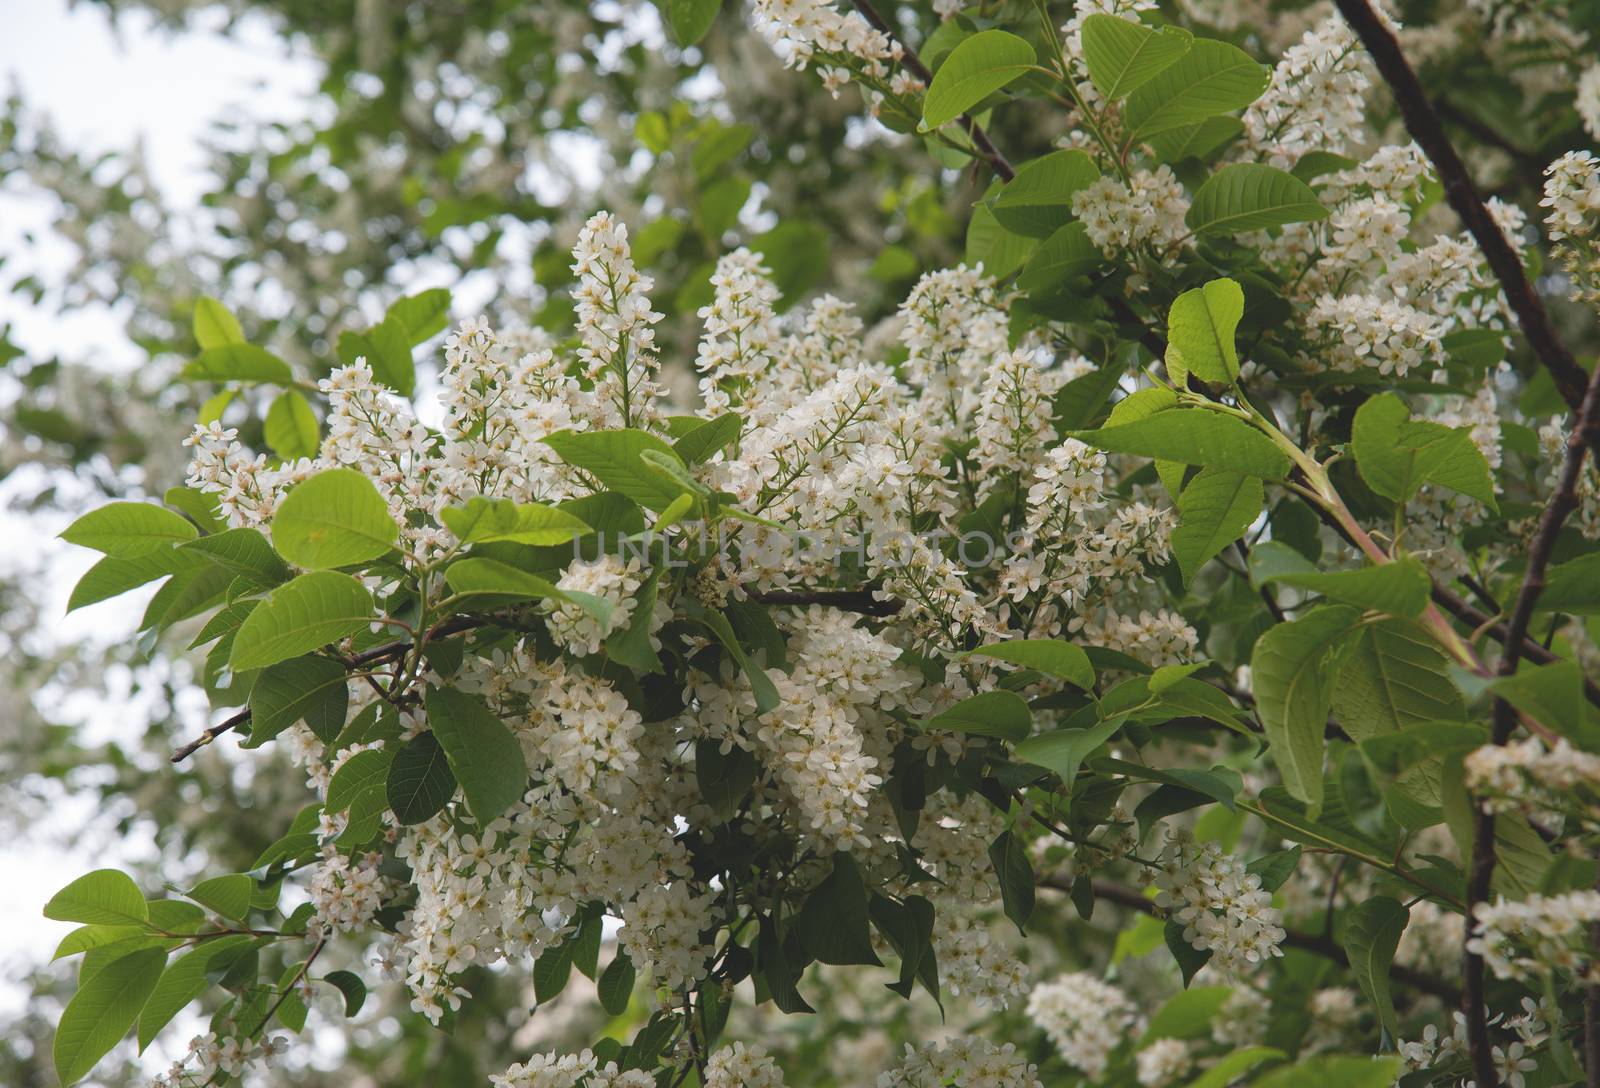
[1469,891,1600,983]
[1026,972,1137,1078]
[704,1042,785,1088]
[1135,1038,1192,1087]
[1245,14,1370,166]
[1150,830,1285,975]
[878,1036,1043,1087]
[1072,168,1190,255]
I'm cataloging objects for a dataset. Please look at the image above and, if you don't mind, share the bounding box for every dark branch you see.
[1431,584,1600,709]
[1332,0,1594,436]
[1465,360,1600,1084]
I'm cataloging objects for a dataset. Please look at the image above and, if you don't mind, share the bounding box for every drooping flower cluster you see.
[876,1036,1044,1088]
[1025,972,1138,1079]
[1541,149,1600,305]
[1134,1038,1192,1088]
[1465,736,1600,826]
[1469,891,1600,983]
[1072,167,1190,256]
[1149,830,1286,975]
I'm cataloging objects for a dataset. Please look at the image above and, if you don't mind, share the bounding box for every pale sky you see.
[0,0,318,1027]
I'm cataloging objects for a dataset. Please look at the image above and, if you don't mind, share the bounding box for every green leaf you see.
[180,527,291,588]
[797,855,881,966]
[247,655,350,745]
[60,502,198,558]
[691,605,780,714]
[136,936,252,1051]
[534,938,576,1005]
[1073,407,1291,478]
[1013,716,1124,788]
[965,197,1038,279]
[1126,38,1269,139]
[660,0,719,45]
[184,875,253,922]
[1489,661,1594,741]
[598,953,635,1016]
[1342,896,1408,1040]
[1095,757,1241,809]
[323,969,368,1016]
[1333,620,1465,738]
[607,566,664,672]
[1540,551,1600,613]
[1165,918,1210,985]
[45,871,149,927]
[963,639,1094,689]
[1247,543,1431,618]
[324,748,394,845]
[229,571,373,672]
[1018,222,1104,291]
[54,946,167,1084]
[192,297,244,349]
[443,557,613,628]
[543,429,692,512]
[1352,393,1498,510]
[1165,277,1243,385]
[988,830,1035,932]
[440,496,591,546]
[1146,116,1243,164]
[1185,164,1328,234]
[1171,468,1261,584]
[424,686,529,824]
[180,343,293,385]
[1251,605,1363,809]
[673,412,743,464]
[1361,722,1487,777]
[1080,15,1192,100]
[350,315,417,396]
[919,690,1032,741]
[1141,985,1231,1043]
[750,220,829,307]
[991,150,1100,237]
[264,390,320,461]
[387,731,458,825]
[1187,1049,1285,1088]
[1254,1055,1401,1088]
[385,287,452,345]
[271,467,398,569]
[922,30,1035,130]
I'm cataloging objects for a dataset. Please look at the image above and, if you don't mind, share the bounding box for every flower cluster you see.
[1025,972,1138,1079]
[1541,149,1600,305]
[1148,830,1286,975]
[1468,891,1600,983]
[1465,736,1600,825]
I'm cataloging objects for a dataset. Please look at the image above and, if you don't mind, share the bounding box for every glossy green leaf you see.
[180,343,293,384]
[1165,277,1243,385]
[1251,605,1363,809]
[1185,164,1327,234]
[1013,716,1124,787]
[192,297,244,349]
[1126,38,1268,139]
[1171,468,1261,584]
[963,638,1094,689]
[270,467,399,569]
[660,0,719,45]
[1073,407,1291,478]
[598,953,635,1016]
[1081,15,1192,100]
[919,690,1032,741]
[1352,393,1498,510]
[54,946,167,1085]
[991,149,1099,237]
[1018,222,1104,291]
[424,686,529,824]
[44,870,149,927]
[184,875,253,922]
[797,854,880,965]
[443,557,613,628]
[440,496,591,546]
[543,429,692,512]
[136,936,252,1051]
[264,390,320,460]
[1342,895,1408,1040]
[387,731,458,825]
[229,571,373,671]
[922,30,1035,130]
[60,502,197,558]
[248,655,349,745]
[1248,543,1431,618]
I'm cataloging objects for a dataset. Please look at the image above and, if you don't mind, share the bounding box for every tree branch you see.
[1464,360,1600,1085]
[847,0,1015,182]
[1431,584,1600,709]
[1073,878,1461,1003]
[1331,0,1594,436]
